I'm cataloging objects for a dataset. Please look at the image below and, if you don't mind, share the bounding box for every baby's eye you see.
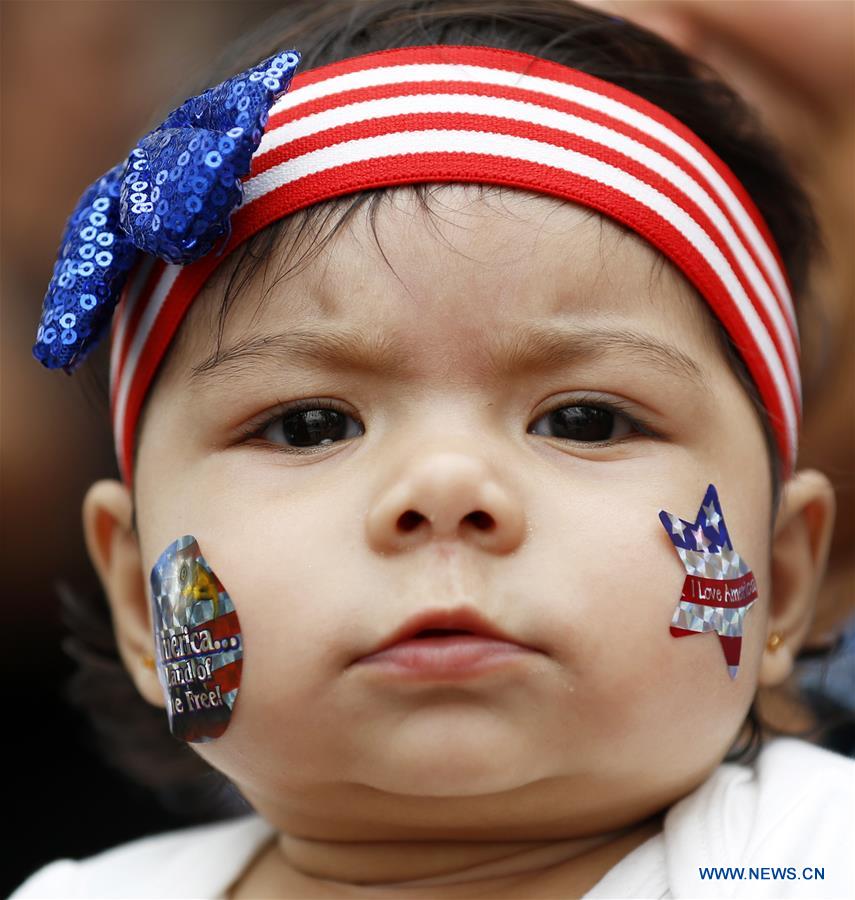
[528,402,643,443]
[258,401,364,451]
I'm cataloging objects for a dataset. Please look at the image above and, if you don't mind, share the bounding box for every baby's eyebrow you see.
[187,322,709,389]
[189,326,411,382]
[488,322,708,386]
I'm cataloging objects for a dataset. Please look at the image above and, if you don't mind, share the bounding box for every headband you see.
[34,44,801,485]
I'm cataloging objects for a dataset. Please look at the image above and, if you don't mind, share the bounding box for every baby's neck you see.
[229,815,663,899]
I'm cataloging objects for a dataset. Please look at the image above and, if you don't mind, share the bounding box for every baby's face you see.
[135,185,773,837]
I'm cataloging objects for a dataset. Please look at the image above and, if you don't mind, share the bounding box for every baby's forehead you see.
[165,185,715,384]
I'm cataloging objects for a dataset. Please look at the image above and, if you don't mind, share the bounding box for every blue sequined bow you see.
[33,49,301,373]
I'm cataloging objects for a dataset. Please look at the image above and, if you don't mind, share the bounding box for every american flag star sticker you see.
[659,484,758,679]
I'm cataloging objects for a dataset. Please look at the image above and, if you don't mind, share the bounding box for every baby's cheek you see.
[184,537,359,788]
[571,538,761,775]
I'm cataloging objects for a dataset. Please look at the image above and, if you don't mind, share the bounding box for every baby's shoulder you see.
[9,814,275,899]
[663,739,855,898]
[740,737,854,817]
[689,738,854,841]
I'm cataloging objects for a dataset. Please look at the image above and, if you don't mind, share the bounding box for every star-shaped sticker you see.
[668,513,686,539]
[692,525,711,551]
[703,500,721,531]
[659,484,757,679]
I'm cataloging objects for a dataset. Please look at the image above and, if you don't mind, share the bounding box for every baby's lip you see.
[350,605,542,664]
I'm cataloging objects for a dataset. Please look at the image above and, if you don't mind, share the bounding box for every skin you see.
[84,186,835,898]
[579,0,855,644]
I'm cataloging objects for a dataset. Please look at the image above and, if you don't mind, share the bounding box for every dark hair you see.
[70,0,832,820]
[130,0,825,518]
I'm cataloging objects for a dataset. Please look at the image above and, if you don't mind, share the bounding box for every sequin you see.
[33,166,139,368]
[34,49,301,371]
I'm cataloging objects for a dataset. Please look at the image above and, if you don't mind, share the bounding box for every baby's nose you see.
[365,451,526,554]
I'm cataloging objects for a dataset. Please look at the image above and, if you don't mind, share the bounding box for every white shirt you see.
[11,739,855,899]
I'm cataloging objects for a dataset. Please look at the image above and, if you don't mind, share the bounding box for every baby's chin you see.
[229,756,684,848]
[190,710,717,842]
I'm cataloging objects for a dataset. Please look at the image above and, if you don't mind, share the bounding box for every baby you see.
[14,1,854,898]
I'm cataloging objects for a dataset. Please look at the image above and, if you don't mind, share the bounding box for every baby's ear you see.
[82,480,165,709]
[760,469,836,686]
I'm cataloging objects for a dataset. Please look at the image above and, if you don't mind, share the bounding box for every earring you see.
[766,631,784,652]
[141,652,156,670]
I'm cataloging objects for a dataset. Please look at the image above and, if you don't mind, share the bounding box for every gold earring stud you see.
[142,652,156,670]
[766,631,784,652]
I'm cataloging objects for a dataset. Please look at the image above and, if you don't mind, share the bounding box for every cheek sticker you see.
[659,484,758,679]
[150,535,243,742]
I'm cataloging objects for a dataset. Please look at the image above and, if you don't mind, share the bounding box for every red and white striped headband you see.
[110,44,800,485]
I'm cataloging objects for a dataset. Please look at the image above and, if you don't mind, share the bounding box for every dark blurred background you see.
[1,0,853,895]
[1,2,282,894]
